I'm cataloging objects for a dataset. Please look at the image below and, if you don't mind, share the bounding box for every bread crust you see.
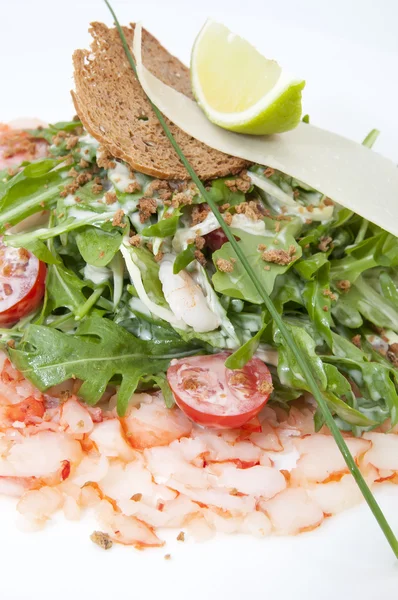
[72,22,249,180]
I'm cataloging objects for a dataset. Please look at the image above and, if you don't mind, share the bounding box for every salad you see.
[0,9,397,553]
[2,122,397,434]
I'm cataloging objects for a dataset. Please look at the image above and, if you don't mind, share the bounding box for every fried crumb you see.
[258,380,274,394]
[258,244,267,251]
[90,531,113,550]
[131,493,143,502]
[126,179,141,194]
[235,200,264,220]
[322,289,337,301]
[274,222,281,232]
[264,265,271,271]
[220,203,230,212]
[229,372,249,385]
[288,245,297,256]
[183,377,199,391]
[324,197,334,206]
[144,179,171,201]
[264,167,275,178]
[191,204,210,226]
[65,135,79,150]
[138,197,157,223]
[177,531,185,542]
[154,251,164,262]
[104,191,117,205]
[351,334,361,348]
[216,258,234,273]
[164,554,172,560]
[96,146,116,170]
[224,170,252,193]
[112,209,126,228]
[194,236,206,250]
[194,250,206,266]
[76,172,92,186]
[129,234,141,247]
[7,339,15,349]
[79,158,90,168]
[229,488,239,496]
[322,305,329,312]
[92,183,103,195]
[68,167,78,178]
[337,279,351,292]
[261,249,293,266]
[318,236,333,252]
[223,212,233,226]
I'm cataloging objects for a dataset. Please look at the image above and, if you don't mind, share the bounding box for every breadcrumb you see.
[318,236,333,252]
[224,170,252,193]
[261,249,293,266]
[90,531,113,550]
[258,380,274,394]
[105,191,117,205]
[129,234,141,247]
[112,209,126,228]
[216,258,234,273]
[337,279,351,291]
[264,167,275,178]
[138,197,157,223]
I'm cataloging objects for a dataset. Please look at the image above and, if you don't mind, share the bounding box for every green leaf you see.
[129,246,168,306]
[302,263,333,346]
[0,161,71,229]
[225,323,266,369]
[212,229,302,304]
[23,239,61,265]
[173,244,196,274]
[295,252,329,280]
[324,364,378,427]
[76,227,122,267]
[380,272,398,305]
[10,315,196,415]
[274,323,327,392]
[207,178,247,206]
[330,233,391,283]
[141,208,181,238]
[46,261,87,313]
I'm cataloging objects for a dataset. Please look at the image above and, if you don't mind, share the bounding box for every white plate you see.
[1,1,398,598]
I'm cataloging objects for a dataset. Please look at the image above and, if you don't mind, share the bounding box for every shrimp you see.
[0,123,48,170]
[158,254,220,332]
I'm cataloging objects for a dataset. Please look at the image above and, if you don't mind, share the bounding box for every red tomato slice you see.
[0,241,46,325]
[167,352,273,429]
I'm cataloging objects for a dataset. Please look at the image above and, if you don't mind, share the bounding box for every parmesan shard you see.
[133,23,398,237]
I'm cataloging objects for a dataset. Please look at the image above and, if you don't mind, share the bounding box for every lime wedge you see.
[191,20,305,135]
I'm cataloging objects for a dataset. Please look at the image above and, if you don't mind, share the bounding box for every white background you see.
[0,1,398,599]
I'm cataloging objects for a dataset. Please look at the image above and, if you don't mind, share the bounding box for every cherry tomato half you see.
[0,241,46,326]
[167,352,273,429]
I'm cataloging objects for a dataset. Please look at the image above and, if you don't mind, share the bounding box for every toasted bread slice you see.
[72,22,249,180]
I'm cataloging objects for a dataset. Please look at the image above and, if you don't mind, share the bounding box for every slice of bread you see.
[72,22,249,180]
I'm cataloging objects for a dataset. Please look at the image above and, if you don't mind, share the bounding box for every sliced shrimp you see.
[158,254,220,332]
[362,432,398,472]
[260,487,324,535]
[290,434,371,485]
[89,418,137,462]
[122,393,192,449]
[96,499,164,548]
[60,396,94,435]
[0,123,48,170]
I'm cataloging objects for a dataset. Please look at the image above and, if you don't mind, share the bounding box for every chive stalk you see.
[105,0,398,558]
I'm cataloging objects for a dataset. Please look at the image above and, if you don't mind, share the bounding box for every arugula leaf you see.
[46,261,88,313]
[380,271,398,305]
[225,323,266,369]
[302,263,333,346]
[273,323,328,392]
[0,160,71,229]
[173,244,196,274]
[22,239,61,265]
[323,364,378,427]
[207,178,247,206]
[10,315,196,415]
[141,208,181,238]
[330,232,392,282]
[76,227,122,267]
[212,229,302,303]
[295,252,329,280]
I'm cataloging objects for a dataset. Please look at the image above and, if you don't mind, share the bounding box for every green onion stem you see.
[75,286,106,321]
[105,0,398,558]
